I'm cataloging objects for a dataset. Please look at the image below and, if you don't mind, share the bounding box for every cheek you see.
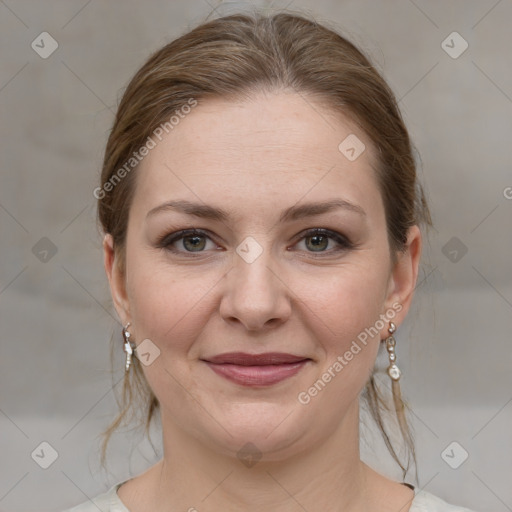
[126,264,216,411]
[128,263,214,350]
[297,263,388,385]
[304,262,388,338]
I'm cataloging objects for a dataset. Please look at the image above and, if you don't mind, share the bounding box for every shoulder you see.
[410,488,478,512]
[60,482,129,512]
[60,481,478,512]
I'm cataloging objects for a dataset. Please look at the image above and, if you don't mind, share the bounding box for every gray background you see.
[1,0,511,511]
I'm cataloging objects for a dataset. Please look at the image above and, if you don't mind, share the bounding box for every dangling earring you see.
[383,321,410,440]
[384,321,401,381]
[122,322,136,372]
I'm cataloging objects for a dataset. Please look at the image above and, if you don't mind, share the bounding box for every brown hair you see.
[97,10,432,483]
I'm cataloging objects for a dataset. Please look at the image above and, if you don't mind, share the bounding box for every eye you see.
[157,229,218,255]
[294,228,353,255]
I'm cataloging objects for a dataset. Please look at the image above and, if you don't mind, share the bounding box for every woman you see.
[65,10,476,512]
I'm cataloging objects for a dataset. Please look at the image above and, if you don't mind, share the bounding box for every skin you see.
[104,90,421,512]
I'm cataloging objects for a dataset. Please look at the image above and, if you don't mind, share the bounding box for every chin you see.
[197,402,313,461]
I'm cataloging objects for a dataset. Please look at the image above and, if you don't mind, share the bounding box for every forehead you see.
[132,91,383,223]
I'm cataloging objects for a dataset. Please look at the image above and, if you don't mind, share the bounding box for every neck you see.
[149,400,373,512]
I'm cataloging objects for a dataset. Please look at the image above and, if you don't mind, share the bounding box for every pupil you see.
[308,235,327,251]
[185,235,205,251]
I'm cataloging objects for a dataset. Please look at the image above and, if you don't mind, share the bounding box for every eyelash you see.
[156,228,353,258]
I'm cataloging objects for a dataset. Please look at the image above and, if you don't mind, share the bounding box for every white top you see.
[62,481,477,512]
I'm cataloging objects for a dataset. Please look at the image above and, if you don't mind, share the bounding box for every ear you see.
[103,233,130,326]
[381,225,422,333]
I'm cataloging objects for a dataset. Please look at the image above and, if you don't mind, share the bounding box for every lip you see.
[204,352,309,365]
[201,352,311,387]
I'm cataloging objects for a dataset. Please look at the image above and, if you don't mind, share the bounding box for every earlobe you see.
[102,233,130,325]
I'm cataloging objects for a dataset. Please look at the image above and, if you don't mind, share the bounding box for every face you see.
[104,91,421,461]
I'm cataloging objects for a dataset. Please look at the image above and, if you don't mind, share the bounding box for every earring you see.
[122,322,136,372]
[384,321,401,381]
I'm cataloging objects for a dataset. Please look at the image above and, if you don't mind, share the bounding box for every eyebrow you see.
[146,198,366,223]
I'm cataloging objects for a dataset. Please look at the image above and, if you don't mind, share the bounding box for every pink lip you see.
[202,352,311,387]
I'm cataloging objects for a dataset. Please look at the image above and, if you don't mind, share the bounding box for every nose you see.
[219,243,292,332]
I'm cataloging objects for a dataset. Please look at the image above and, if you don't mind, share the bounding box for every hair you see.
[97,10,432,483]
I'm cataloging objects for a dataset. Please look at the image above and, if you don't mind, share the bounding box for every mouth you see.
[201,352,312,387]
